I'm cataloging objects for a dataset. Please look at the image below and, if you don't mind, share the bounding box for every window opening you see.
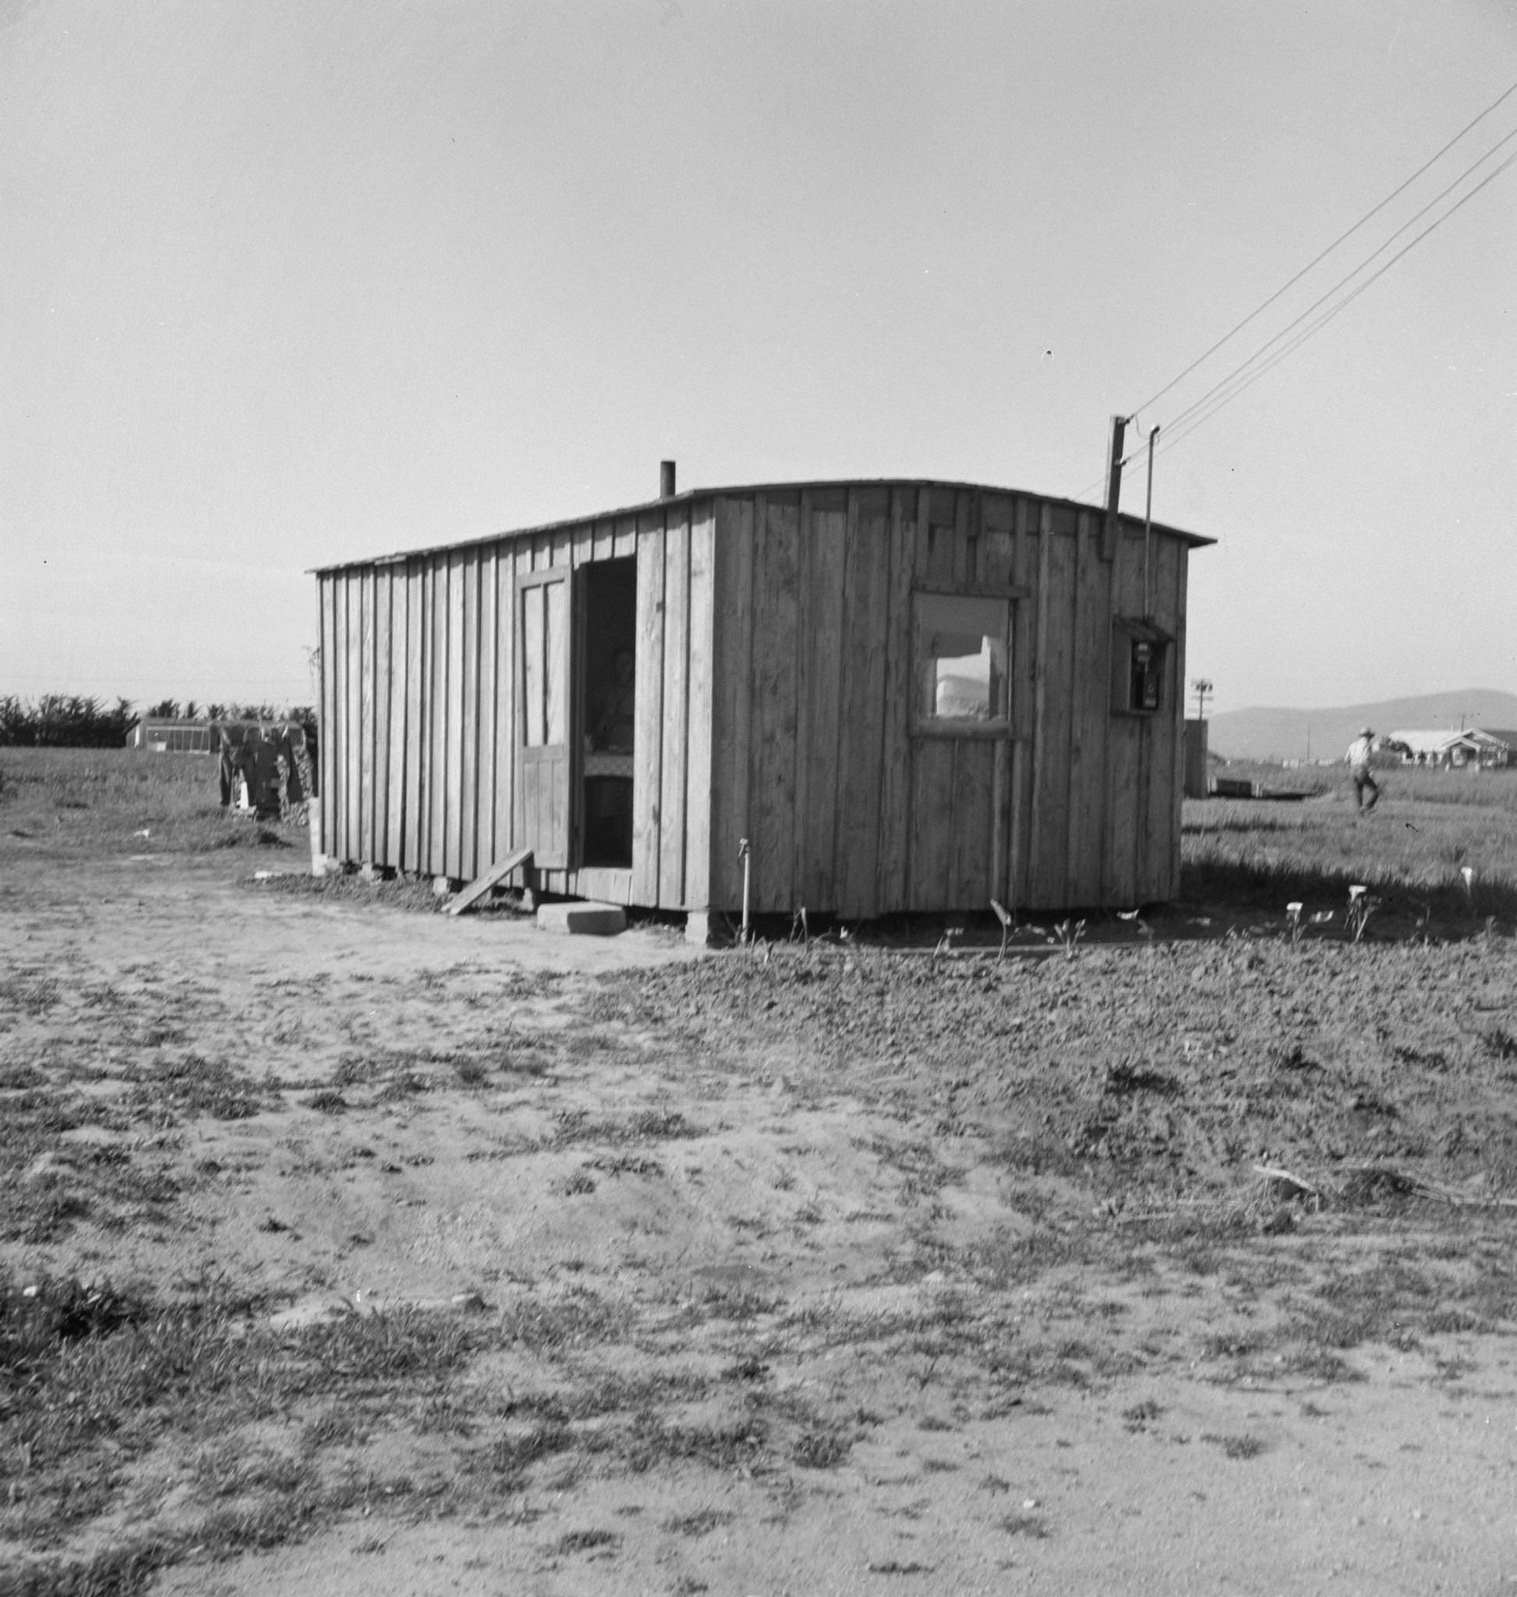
[914,592,1010,727]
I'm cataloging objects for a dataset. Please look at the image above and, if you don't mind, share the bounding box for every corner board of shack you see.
[312,466,1213,937]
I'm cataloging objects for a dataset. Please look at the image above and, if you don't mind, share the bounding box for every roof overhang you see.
[310,477,1214,578]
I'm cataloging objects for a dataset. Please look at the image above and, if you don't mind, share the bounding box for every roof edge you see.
[309,476,1214,576]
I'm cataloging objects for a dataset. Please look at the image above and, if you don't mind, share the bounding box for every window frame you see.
[910,587,1017,740]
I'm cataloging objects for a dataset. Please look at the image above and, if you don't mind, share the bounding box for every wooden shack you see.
[314,473,1210,935]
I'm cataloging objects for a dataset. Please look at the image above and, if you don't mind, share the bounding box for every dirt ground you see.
[5,838,1517,1596]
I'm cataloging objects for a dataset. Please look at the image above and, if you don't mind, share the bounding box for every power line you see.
[1125,76,1517,423]
[1148,143,1517,459]
[1069,86,1517,502]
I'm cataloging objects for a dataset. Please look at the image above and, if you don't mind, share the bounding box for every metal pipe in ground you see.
[739,837,751,943]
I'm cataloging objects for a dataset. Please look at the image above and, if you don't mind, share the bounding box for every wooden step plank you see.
[445,845,533,916]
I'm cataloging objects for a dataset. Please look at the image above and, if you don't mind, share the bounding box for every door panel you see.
[517,566,572,868]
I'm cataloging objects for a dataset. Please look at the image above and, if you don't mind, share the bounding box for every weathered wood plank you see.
[1008,497,1037,907]
[990,736,1011,908]
[403,563,424,872]
[478,549,498,867]
[748,494,800,912]
[318,577,336,862]
[459,551,480,880]
[375,569,393,867]
[877,486,915,912]
[796,493,847,911]
[981,493,1016,589]
[1105,529,1144,904]
[834,488,890,920]
[389,571,411,875]
[1066,510,1109,905]
[631,513,666,904]
[659,507,691,907]
[908,739,957,911]
[445,844,533,916]
[444,551,467,881]
[344,574,362,865]
[709,496,755,913]
[521,580,544,749]
[493,548,516,864]
[950,738,995,906]
[426,555,448,876]
[951,490,973,588]
[1028,505,1076,908]
[357,570,374,863]
[919,485,954,585]
[682,507,716,910]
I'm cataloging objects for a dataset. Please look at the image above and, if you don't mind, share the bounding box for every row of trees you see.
[141,699,315,727]
[0,695,316,748]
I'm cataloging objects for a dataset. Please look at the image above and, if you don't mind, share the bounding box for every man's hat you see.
[1361,726,1374,736]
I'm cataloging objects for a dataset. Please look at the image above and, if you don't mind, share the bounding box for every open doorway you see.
[580,558,636,867]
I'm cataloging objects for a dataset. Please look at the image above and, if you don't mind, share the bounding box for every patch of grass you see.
[663,1507,735,1536]
[551,1527,620,1555]
[1201,1431,1267,1460]
[1000,1511,1050,1538]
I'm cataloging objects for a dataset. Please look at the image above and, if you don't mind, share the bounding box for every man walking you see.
[1346,726,1380,811]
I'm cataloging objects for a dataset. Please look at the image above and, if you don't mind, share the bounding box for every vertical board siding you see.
[426,558,446,877]
[834,490,890,919]
[682,509,716,909]
[403,564,424,871]
[748,495,800,911]
[357,573,372,863]
[318,482,1196,917]
[1105,530,1146,905]
[459,553,480,881]
[908,742,958,911]
[318,578,336,859]
[709,497,755,912]
[385,570,407,867]
[501,549,526,875]
[658,508,691,907]
[950,740,996,902]
[444,552,467,881]
[344,575,362,866]
[1028,508,1070,907]
[1066,511,1110,905]
[876,488,915,911]
[478,550,498,870]
[796,495,847,910]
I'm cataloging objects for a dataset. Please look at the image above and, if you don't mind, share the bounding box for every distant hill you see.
[1207,689,1517,764]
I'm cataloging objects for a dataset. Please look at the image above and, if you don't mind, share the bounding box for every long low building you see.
[313,469,1212,934]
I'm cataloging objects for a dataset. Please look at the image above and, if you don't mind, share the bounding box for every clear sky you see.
[3,0,1514,717]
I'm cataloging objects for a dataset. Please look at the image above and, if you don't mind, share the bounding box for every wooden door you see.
[517,565,573,868]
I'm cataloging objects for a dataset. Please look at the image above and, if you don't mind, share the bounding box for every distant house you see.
[124,717,218,753]
[1387,729,1487,769]
[1470,729,1516,769]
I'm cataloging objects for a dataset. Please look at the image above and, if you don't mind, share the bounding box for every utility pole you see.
[1191,678,1213,720]
[1101,414,1127,561]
